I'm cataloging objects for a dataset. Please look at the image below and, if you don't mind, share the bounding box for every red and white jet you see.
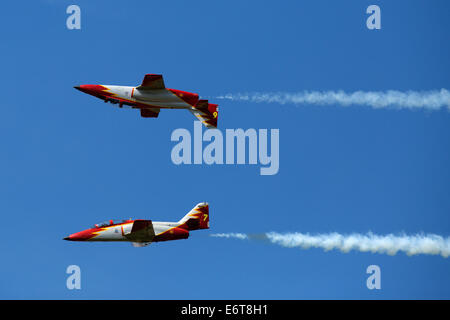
[74,74,218,128]
[63,203,210,247]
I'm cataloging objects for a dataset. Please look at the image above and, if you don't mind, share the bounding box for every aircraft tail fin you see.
[190,100,218,129]
[178,202,209,230]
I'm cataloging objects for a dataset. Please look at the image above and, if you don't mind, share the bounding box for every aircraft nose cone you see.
[73,84,106,97]
[65,229,95,241]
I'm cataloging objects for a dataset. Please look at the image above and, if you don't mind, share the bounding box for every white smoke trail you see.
[211,232,450,258]
[216,89,450,111]
[211,233,248,240]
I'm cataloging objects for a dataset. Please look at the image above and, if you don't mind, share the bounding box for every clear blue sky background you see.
[0,0,449,299]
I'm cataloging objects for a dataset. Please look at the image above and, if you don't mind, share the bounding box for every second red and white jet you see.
[74,74,218,128]
[63,203,210,247]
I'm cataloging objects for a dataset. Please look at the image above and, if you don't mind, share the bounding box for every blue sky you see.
[0,0,449,299]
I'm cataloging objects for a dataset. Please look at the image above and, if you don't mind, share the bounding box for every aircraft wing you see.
[140,108,160,118]
[137,74,165,90]
[190,100,218,129]
[125,220,155,243]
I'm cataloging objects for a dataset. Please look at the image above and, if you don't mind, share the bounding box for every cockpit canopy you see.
[92,219,132,228]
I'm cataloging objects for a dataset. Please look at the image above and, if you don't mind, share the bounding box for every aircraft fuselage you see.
[74,74,219,128]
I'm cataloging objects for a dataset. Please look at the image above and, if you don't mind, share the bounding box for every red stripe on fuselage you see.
[152,227,189,242]
[168,88,199,106]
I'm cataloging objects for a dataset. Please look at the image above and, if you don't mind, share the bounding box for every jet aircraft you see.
[74,74,218,128]
[63,203,210,247]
